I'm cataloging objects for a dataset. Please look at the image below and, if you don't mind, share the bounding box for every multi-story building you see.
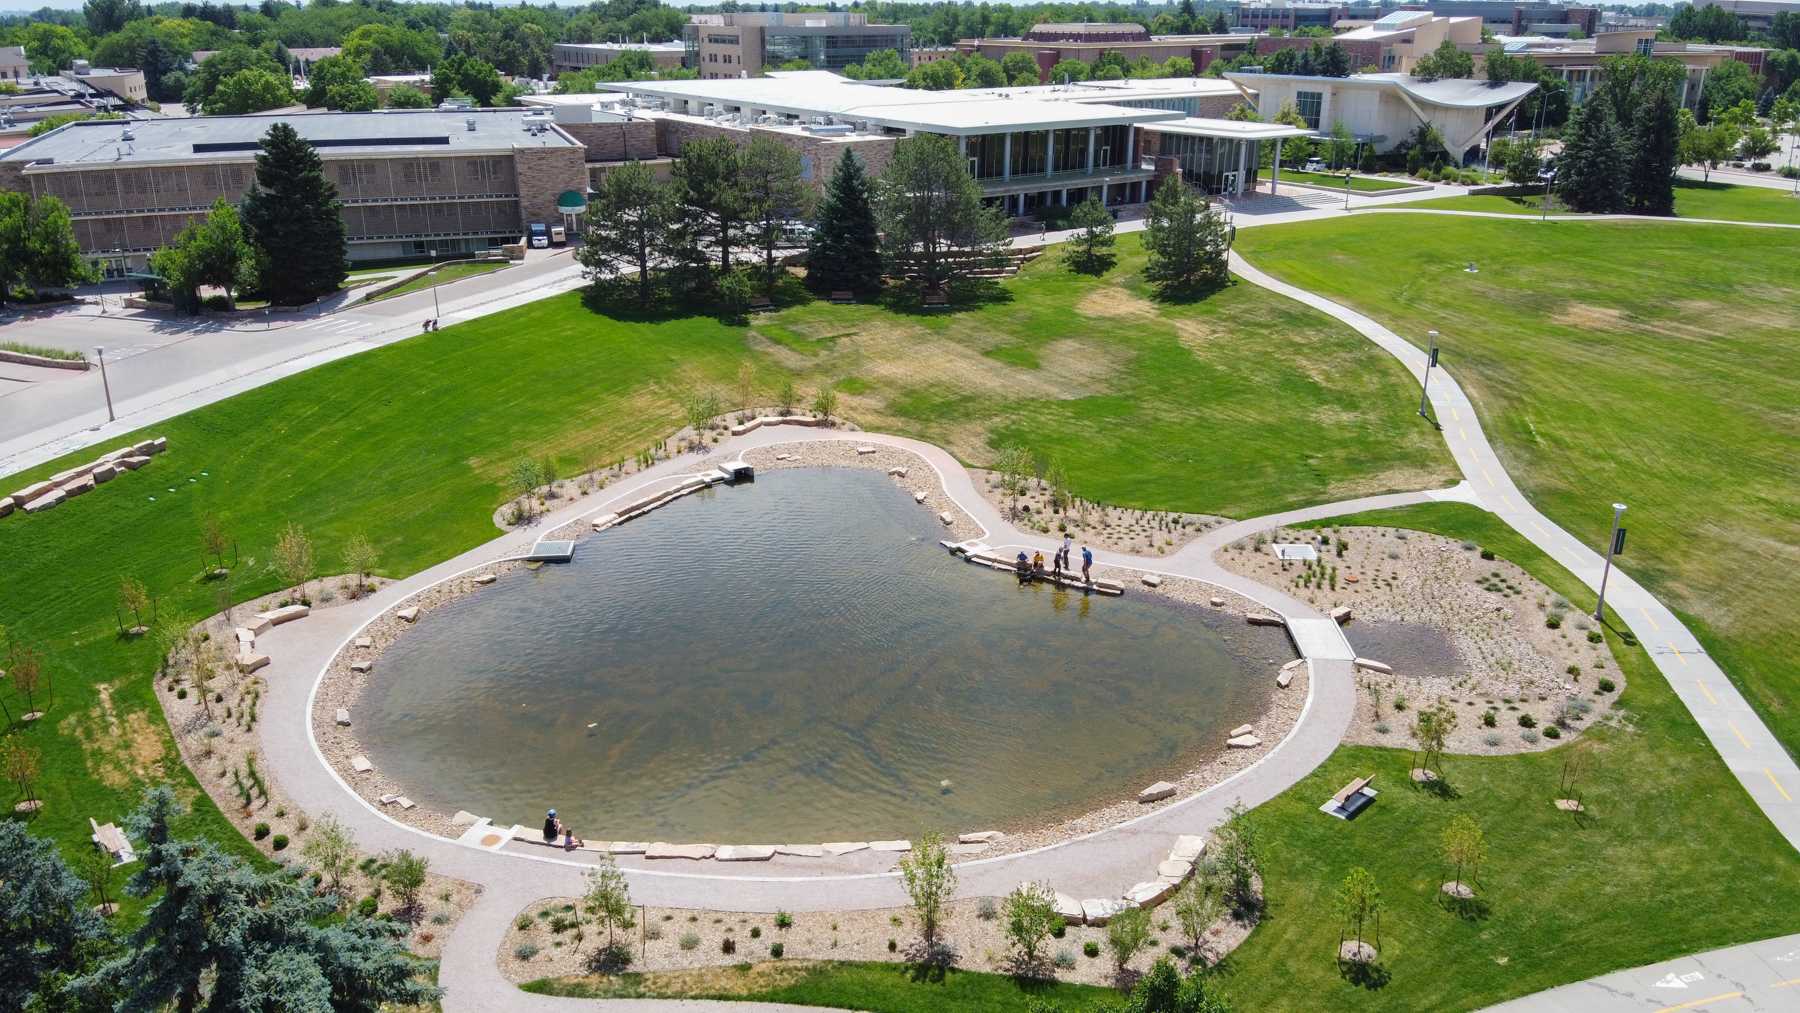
[1259,10,1484,73]
[551,41,687,77]
[957,23,1263,81]
[2,45,27,83]
[0,108,587,271]
[1226,70,1537,157]
[1484,30,1766,111]
[684,13,912,80]
[1234,2,1350,32]
[1691,0,1800,32]
[584,70,1311,210]
[1394,2,1598,36]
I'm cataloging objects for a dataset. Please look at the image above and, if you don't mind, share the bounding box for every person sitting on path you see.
[1032,550,1046,577]
[543,809,561,843]
[563,824,584,851]
[1015,551,1032,585]
[1081,545,1094,584]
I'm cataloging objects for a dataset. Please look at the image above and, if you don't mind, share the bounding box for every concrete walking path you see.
[1483,933,1800,1013]
[1227,250,1800,851]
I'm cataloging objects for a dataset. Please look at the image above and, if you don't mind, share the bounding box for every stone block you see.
[1229,723,1254,738]
[715,845,777,862]
[234,627,256,645]
[855,446,877,455]
[350,755,373,774]
[938,511,953,525]
[1141,574,1162,587]
[0,497,11,518]
[148,437,168,454]
[606,842,648,854]
[1137,780,1177,803]
[1081,898,1127,926]
[451,811,481,829]
[914,491,928,503]
[1246,612,1284,627]
[59,474,95,497]
[397,798,415,810]
[474,573,497,585]
[91,464,118,484]
[1282,658,1306,671]
[335,709,351,726]
[235,652,269,674]
[13,479,56,502]
[1054,892,1084,925]
[1354,657,1393,675]
[242,615,272,635]
[1125,880,1176,908]
[645,842,715,860]
[1331,605,1353,624]
[1169,835,1206,863]
[887,466,907,477]
[1277,670,1294,689]
[948,843,990,856]
[256,604,309,626]
[133,439,157,455]
[1158,859,1193,881]
[118,456,150,470]
[354,636,372,649]
[959,830,1005,844]
[1209,596,1226,607]
[775,844,824,858]
[350,660,372,673]
[869,839,912,852]
[396,606,420,622]
[1227,734,1263,749]
[821,841,869,856]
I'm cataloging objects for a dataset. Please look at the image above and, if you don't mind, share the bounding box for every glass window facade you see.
[1094,124,1130,169]
[1012,131,1048,177]
[1053,128,1089,173]
[765,31,911,70]
[1156,134,1257,195]
[965,134,1007,179]
[1295,90,1323,130]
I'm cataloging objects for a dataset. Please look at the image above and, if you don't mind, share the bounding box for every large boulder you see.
[1137,781,1177,803]
[1169,835,1206,863]
[715,845,777,862]
[0,497,13,518]
[59,474,96,497]
[1081,898,1127,926]
[24,490,65,513]
[1124,880,1176,908]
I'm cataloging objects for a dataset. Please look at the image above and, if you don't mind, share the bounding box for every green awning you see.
[556,189,587,213]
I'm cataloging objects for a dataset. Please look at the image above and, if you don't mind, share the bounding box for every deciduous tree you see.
[1106,905,1152,978]
[302,814,358,899]
[898,831,956,951]
[382,849,429,922]
[1441,814,1487,897]
[272,521,315,601]
[1336,866,1380,959]
[150,197,257,312]
[583,854,634,948]
[1002,881,1059,971]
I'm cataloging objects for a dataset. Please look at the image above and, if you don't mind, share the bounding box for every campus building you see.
[551,41,687,76]
[2,45,27,83]
[1690,0,1800,31]
[0,108,587,271]
[1226,70,1536,158]
[582,71,1310,212]
[1394,2,1599,36]
[1485,29,1766,110]
[1258,10,1484,73]
[956,23,1263,81]
[1233,2,1350,32]
[684,12,912,79]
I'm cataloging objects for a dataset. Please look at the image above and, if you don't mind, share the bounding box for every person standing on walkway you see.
[1059,533,1073,573]
[1081,545,1093,584]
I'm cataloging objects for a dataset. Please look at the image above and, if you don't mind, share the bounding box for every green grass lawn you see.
[0,233,1448,881]
[1276,170,1417,193]
[362,260,513,303]
[1235,215,1800,761]
[1392,179,1800,225]
[524,960,1118,1011]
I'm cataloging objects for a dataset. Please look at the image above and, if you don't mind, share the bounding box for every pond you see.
[358,468,1283,842]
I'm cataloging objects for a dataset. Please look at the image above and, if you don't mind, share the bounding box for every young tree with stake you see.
[898,831,957,954]
[1441,814,1486,900]
[1336,866,1380,961]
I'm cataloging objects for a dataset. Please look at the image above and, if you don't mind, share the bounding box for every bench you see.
[829,290,854,303]
[922,290,949,307]
[90,818,136,866]
[1319,774,1378,820]
[749,295,774,312]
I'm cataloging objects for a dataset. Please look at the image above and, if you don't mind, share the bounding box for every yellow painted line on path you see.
[1767,769,1793,803]
[1654,991,1743,1013]
[1671,644,1689,667]
[1728,721,1752,750]
[1640,607,1662,632]
[1772,976,1800,989]
[1696,680,1718,706]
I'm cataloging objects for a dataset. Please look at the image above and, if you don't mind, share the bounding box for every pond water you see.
[358,468,1282,841]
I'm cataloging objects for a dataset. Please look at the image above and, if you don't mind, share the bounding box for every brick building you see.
[957,27,1262,82]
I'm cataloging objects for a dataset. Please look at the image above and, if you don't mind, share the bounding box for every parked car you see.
[1303,157,1327,173]
[528,223,548,249]
[549,224,567,246]
[778,221,814,246]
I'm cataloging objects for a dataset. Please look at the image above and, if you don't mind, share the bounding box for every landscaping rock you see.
[1282,658,1305,671]
[1142,574,1163,587]
[1331,605,1353,624]
[474,574,497,585]
[242,615,273,635]
[256,604,309,626]
[451,811,481,829]
[1276,670,1294,689]
[1169,835,1206,863]
[1227,734,1263,749]
[1354,657,1393,674]
[350,755,373,774]
[1125,880,1176,908]
[1137,781,1177,803]
[0,496,11,518]
[914,491,927,503]
[606,842,648,854]
[855,446,877,455]
[91,464,118,484]
[335,709,351,726]
[350,660,372,673]
[59,475,96,497]
[958,831,1006,844]
[1054,892,1084,926]
[396,606,420,622]
[645,843,716,860]
[821,841,869,856]
[1209,596,1225,607]
[775,844,824,858]
[1246,612,1284,627]
[12,480,56,502]
[715,845,777,862]
[869,839,912,853]
[887,466,908,477]
[1229,723,1255,738]
[234,627,256,646]
[118,456,150,471]
[354,636,372,649]
[938,511,953,525]
[1080,898,1127,925]
[235,652,269,674]
[1157,859,1193,881]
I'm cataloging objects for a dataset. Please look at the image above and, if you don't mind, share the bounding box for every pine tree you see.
[1626,84,1680,216]
[1142,176,1231,299]
[240,122,348,305]
[576,161,677,308]
[875,134,1008,294]
[0,821,110,1009]
[1556,99,1627,213]
[806,151,883,296]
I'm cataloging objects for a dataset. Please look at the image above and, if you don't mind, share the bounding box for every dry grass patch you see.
[1075,285,1156,319]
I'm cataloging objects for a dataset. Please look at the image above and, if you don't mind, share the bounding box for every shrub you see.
[1567,664,1582,676]
[721,936,736,954]
[976,896,998,921]
[769,942,784,959]
[1083,940,1101,958]
[887,938,897,952]
[1518,713,1538,729]
[1392,694,1408,711]
[1521,730,1540,744]
[1546,613,1564,630]
[1482,709,1498,728]
[1543,725,1562,739]
[1479,548,1495,560]
[176,687,188,699]
[1054,947,1077,969]
[514,942,538,960]
[679,932,700,951]
[644,925,663,941]
[516,915,533,931]
[1598,678,1616,693]
[1587,630,1603,644]
[1482,733,1502,747]
[271,834,288,851]
[1051,920,1067,938]
[356,896,379,917]
[749,926,762,939]
[1374,721,1390,734]
[253,822,270,840]
[774,910,793,929]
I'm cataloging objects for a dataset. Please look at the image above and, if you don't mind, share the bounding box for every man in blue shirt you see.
[1081,545,1093,584]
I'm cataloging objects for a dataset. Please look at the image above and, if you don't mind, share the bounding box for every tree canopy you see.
[240,122,347,305]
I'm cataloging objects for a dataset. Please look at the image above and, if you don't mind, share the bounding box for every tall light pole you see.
[1418,329,1439,424]
[1594,503,1627,621]
[95,346,115,423]
[429,248,440,325]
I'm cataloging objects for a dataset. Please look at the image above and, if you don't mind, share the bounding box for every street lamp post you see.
[95,346,115,423]
[429,248,440,325]
[1418,329,1439,423]
[1594,502,1628,622]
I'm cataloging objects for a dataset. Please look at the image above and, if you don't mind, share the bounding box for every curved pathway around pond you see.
[249,423,1470,1009]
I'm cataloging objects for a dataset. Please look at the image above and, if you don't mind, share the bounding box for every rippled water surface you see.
[360,468,1280,840]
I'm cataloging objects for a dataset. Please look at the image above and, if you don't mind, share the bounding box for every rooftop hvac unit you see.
[465,117,477,131]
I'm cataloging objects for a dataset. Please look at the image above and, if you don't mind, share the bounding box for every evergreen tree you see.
[1062,197,1116,275]
[1142,176,1230,299]
[1626,84,1681,216]
[240,122,348,305]
[1555,99,1627,213]
[0,821,111,1010]
[739,134,810,287]
[874,133,1008,293]
[80,786,438,1011]
[673,136,747,272]
[576,161,677,308]
[806,151,883,297]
